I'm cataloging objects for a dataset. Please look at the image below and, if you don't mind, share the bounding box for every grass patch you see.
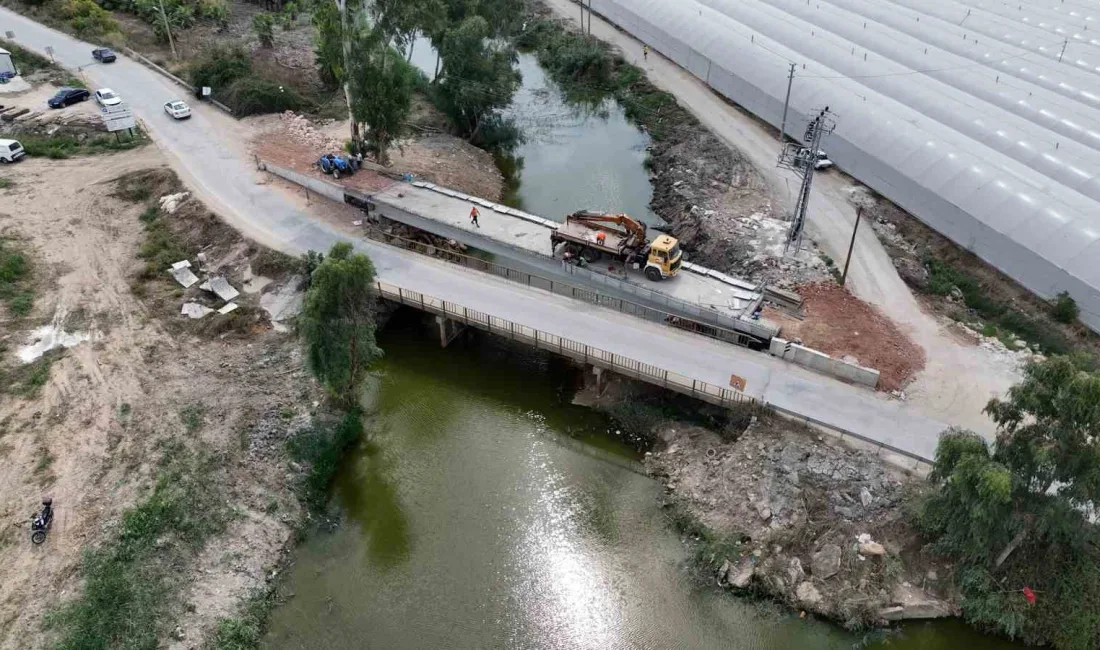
[18,130,146,160]
[923,256,1080,358]
[286,410,364,511]
[46,448,229,650]
[0,177,13,189]
[0,237,34,317]
[137,214,191,280]
[203,584,279,650]
[1,350,62,398]
[665,498,743,573]
[179,403,205,433]
[250,248,302,278]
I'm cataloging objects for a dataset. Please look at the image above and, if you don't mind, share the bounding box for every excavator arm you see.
[566,211,648,248]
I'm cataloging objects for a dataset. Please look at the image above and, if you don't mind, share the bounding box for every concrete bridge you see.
[1,7,948,464]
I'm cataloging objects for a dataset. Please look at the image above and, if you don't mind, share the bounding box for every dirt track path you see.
[541,0,1019,433]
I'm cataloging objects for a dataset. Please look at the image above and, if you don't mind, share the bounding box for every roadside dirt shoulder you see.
[0,151,319,648]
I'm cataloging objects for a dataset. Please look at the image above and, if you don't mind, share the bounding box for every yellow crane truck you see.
[550,211,682,281]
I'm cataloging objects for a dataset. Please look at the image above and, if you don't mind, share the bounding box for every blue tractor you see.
[317,153,357,179]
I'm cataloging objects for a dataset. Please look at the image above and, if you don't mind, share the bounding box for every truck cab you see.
[645,234,682,281]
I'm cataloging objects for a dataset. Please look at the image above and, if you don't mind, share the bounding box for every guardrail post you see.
[510,322,515,340]
[463,307,469,325]
[663,369,669,388]
[398,287,405,303]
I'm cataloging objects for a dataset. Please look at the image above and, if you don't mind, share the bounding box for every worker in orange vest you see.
[470,206,480,228]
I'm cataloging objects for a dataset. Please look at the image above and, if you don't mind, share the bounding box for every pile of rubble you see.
[278,111,344,154]
[646,414,953,626]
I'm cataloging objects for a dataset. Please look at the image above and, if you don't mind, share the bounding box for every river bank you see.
[517,1,826,290]
[574,374,958,629]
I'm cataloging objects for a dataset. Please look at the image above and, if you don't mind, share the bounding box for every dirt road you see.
[540,0,1019,432]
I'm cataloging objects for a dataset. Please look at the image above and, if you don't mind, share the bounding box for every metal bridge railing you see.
[364,226,760,348]
[376,282,755,410]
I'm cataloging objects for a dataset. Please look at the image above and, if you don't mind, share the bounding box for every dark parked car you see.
[47,87,90,108]
[92,48,116,63]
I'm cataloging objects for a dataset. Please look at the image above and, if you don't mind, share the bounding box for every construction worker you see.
[469,206,480,228]
[643,45,649,62]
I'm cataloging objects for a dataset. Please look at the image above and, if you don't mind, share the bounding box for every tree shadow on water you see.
[336,439,412,569]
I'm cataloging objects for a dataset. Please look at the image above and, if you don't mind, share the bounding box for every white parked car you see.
[164,100,191,120]
[0,139,25,163]
[94,88,122,107]
[797,147,834,171]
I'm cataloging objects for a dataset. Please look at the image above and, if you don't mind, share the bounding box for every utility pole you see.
[587,0,592,34]
[779,63,796,143]
[1058,38,1069,62]
[840,205,862,286]
[157,0,177,60]
[776,106,836,254]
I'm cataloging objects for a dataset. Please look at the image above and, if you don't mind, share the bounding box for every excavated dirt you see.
[248,110,505,201]
[646,413,955,627]
[0,152,319,648]
[764,282,927,392]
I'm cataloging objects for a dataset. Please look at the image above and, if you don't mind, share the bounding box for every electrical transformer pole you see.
[776,107,836,254]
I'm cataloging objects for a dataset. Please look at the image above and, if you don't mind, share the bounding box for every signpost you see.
[101,103,136,134]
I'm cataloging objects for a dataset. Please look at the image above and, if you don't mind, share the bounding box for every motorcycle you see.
[31,498,53,545]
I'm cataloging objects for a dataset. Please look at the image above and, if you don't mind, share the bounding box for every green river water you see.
[264,312,1022,649]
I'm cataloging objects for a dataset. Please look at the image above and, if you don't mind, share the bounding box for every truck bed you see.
[554,220,630,255]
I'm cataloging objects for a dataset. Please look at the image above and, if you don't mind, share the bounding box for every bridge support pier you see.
[436,315,466,348]
[591,365,608,396]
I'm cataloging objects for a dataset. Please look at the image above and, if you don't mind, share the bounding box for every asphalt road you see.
[0,7,950,461]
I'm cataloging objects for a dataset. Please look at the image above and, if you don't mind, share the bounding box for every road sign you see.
[101,104,136,132]
[201,86,211,96]
[44,46,53,61]
[4,31,14,40]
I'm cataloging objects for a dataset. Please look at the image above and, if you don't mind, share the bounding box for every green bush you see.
[60,0,119,37]
[252,12,275,48]
[220,76,304,116]
[286,411,364,510]
[188,46,252,95]
[1051,291,1079,324]
[0,238,33,316]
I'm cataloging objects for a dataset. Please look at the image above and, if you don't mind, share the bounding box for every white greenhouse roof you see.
[592,0,1100,330]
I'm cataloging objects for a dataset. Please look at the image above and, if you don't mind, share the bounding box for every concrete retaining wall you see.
[261,160,346,204]
[769,337,880,389]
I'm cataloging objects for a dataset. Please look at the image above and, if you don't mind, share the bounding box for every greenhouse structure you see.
[589,0,1100,332]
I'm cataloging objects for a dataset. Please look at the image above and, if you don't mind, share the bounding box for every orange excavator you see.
[550,210,682,281]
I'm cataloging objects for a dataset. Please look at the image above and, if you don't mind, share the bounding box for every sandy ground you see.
[247,111,505,201]
[540,0,1021,434]
[0,150,318,647]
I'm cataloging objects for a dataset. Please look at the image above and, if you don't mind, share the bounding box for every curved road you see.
[0,7,950,462]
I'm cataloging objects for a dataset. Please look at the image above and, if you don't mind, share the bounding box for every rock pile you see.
[279,111,343,154]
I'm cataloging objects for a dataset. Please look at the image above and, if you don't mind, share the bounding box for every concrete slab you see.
[169,266,199,288]
[181,302,213,319]
[207,276,239,302]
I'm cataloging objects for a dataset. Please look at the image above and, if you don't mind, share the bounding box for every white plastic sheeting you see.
[589,0,1100,331]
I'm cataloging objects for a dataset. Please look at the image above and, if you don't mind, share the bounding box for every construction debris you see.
[217,302,239,315]
[159,192,190,214]
[207,276,240,302]
[169,262,200,288]
[181,302,214,319]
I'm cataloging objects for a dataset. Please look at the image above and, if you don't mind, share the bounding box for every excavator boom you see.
[565,210,647,248]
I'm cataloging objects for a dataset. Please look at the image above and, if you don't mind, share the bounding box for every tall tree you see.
[299,242,382,407]
[433,15,520,140]
[348,34,418,165]
[918,355,1100,649]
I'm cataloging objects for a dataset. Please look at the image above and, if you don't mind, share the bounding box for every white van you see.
[0,139,25,163]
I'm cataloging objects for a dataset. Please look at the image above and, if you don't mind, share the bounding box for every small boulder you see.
[796,581,822,607]
[717,559,731,582]
[859,488,873,507]
[787,557,805,585]
[726,557,755,588]
[811,543,842,579]
[859,542,886,557]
